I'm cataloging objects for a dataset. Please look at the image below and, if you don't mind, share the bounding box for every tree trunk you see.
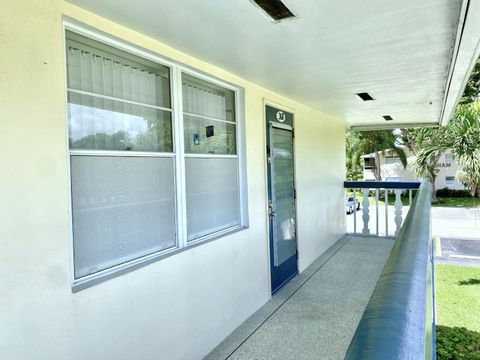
[431,176,437,203]
[374,150,382,181]
[470,180,478,197]
[427,169,437,203]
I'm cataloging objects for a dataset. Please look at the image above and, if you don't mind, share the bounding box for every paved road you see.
[432,207,480,238]
[435,237,480,267]
[432,207,480,266]
[347,205,480,266]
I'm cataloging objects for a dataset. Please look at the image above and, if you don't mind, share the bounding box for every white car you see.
[345,196,360,214]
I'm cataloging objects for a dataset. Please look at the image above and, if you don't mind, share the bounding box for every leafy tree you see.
[345,131,363,180]
[459,58,480,104]
[411,104,480,198]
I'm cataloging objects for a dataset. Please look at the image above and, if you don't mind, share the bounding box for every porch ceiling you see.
[67,0,480,129]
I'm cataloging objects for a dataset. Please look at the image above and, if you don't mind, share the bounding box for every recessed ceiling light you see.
[383,115,393,121]
[356,92,374,101]
[252,0,295,21]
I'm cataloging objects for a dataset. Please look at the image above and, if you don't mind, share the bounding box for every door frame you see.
[263,100,299,295]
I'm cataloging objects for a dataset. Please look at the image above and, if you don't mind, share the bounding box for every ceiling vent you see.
[356,92,374,101]
[252,0,295,21]
[383,115,393,121]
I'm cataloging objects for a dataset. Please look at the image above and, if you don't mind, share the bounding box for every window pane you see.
[386,157,401,165]
[182,73,235,122]
[183,114,236,155]
[66,31,171,108]
[71,156,176,278]
[68,92,173,152]
[185,158,240,241]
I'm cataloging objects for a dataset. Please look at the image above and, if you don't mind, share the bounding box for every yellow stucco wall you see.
[0,1,346,359]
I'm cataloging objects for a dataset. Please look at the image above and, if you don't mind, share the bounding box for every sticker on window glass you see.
[193,133,200,145]
[206,125,214,138]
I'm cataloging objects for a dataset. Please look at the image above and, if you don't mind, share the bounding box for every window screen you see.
[71,156,176,278]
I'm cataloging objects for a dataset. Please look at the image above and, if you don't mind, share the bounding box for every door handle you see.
[268,204,276,218]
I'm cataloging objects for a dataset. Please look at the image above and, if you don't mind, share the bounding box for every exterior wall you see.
[363,150,465,190]
[0,1,346,360]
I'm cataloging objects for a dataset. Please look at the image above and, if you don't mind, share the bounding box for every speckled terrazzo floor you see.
[205,235,394,360]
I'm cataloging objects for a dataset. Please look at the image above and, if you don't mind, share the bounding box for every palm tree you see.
[400,127,446,202]
[445,104,480,197]
[357,130,407,181]
[411,104,480,199]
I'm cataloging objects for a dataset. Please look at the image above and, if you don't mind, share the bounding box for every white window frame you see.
[64,20,248,292]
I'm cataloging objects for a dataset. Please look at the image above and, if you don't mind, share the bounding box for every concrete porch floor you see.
[205,235,394,360]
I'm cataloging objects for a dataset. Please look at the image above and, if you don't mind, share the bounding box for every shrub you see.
[436,325,480,359]
[436,187,471,198]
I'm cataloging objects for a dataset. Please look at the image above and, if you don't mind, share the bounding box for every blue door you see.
[266,105,298,293]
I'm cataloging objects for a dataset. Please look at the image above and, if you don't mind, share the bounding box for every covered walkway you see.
[206,235,394,360]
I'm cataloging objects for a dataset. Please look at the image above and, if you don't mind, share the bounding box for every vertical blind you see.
[66,33,172,152]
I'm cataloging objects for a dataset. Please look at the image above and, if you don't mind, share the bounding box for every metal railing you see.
[344,181,421,237]
[345,181,435,359]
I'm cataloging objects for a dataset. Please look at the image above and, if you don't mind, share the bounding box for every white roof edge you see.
[349,122,438,131]
[440,0,480,126]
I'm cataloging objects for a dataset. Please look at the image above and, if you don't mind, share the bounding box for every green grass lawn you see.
[434,197,480,208]
[436,265,480,332]
[435,265,480,359]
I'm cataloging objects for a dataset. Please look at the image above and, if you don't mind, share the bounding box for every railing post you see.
[353,188,357,234]
[394,189,403,236]
[344,181,421,238]
[362,188,370,235]
[385,190,389,236]
[375,188,379,236]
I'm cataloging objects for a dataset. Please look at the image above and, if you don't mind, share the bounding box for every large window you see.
[66,29,246,288]
[182,74,240,241]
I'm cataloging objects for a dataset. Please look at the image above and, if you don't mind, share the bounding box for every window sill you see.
[71,225,248,292]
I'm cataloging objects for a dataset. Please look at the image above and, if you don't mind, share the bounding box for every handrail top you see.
[344,180,421,189]
[344,181,433,359]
